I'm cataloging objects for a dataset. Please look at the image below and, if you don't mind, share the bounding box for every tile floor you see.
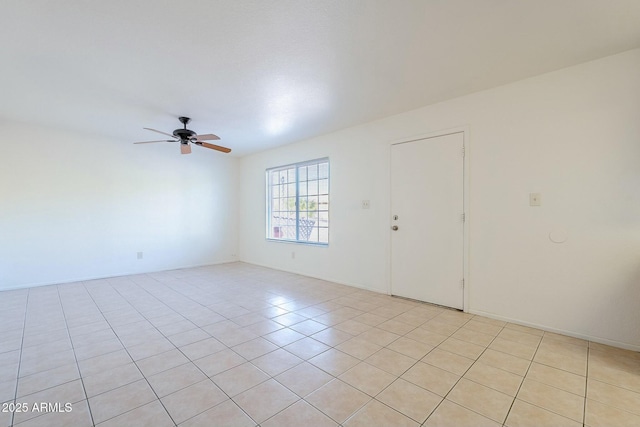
[1,262,639,426]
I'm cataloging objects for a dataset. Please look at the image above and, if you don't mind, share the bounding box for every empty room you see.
[1,1,639,426]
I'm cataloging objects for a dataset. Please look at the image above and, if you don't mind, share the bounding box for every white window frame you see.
[266,158,329,245]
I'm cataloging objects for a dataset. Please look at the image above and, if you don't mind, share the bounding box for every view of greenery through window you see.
[266,158,329,244]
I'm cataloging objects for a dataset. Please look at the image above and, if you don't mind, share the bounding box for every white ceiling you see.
[2,0,640,156]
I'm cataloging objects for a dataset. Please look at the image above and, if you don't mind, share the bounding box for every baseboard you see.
[0,259,239,292]
[469,309,640,352]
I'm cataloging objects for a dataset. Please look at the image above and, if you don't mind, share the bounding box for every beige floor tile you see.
[161,379,227,424]
[264,328,306,347]
[438,337,485,360]
[587,378,640,415]
[498,328,543,346]
[336,337,382,360]
[333,319,372,336]
[589,348,640,374]
[180,337,226,361]
[213,363,270,396]
[401,361,460,397]
[464,362,523,396]
[435,311,473,327]
[19,349,76,378]
[447,378,513,424]
[179,399,256,427]
[534,349,587,376]
[588,362,640,393]
[273,312,307,327]
[127,338,175,361]
[422,348,474,376]
[14,399,92,427]
[289,319,328,335]
[309,348,359,376]
[517,378,584,422]
[404,327,448,347]
[424,399,501,427]
[233,379,299,423]
[377,319,416,335]
[543,332,588,348]
[262,399,337,427]
[339,362,396,396]
[251,348,302,376]
[376,378,441,423]
[452,328,495,347]
[96,400,173,427]
[167,328,210,348]
[461,320,503,337]
[489,337,537,360]
[0,378,16,403]
[306,379,371,423]
[505,399,582,427]
[16,363,80,398]
[478,348,531,376]
[147,362,207,398]
[343,399,419,427]
[78,349,133,377]
[356,328,400,347]
[586,398,640,427]
[365,348,416,376]
[283,337,330,360]
[242,319,284,336]
[88,379,156,424]
[232,337,279,360]
[526,362,586,396]
[504,323,544,337]
[193,348,246,377]
[352,312,387,327]
[420,320,460,336]
[386,337,434,360]
[82,362,143,398]
[137,349,190,377]
[311,328,354,346]
[275,362,333,397]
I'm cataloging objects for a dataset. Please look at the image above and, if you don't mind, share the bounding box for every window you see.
[266,158,329,244]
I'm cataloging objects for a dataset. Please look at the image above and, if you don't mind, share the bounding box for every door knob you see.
[391,225,399,231]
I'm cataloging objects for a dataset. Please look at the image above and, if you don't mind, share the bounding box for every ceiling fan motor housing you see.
[173,128,197,142]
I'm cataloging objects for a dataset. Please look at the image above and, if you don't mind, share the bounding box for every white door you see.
[391,132,464,309]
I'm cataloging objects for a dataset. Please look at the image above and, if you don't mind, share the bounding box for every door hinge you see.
[460,278,465,289]
[462,146,465,157]
[461,213,466,222]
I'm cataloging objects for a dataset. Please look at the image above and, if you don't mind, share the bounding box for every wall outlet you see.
[362,200,370,209]
[529,193,541,206]
[291,251,295,259]
[137,251,143,260]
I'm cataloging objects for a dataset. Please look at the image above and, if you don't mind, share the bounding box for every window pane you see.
[267,159,328,244]
[308,180,318,195]
[318,179,328,194]
[319,162,329,179]
[308,164,318,180]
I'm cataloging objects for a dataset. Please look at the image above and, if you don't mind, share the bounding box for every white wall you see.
[239,49,640,350]
[0,122,239,290]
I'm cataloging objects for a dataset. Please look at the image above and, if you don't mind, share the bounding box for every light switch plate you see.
[530,193,541,206]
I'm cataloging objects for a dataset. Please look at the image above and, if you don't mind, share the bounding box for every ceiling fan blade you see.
[133,139,176,144]
[180,143,192,155]
[196,133,220,141]
[143,127,176,139]
[197,141,232,153]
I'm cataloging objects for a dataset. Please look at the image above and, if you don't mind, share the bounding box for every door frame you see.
[387,126,471,312]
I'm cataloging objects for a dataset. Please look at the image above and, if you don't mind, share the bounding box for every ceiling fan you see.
[134,116,231,155]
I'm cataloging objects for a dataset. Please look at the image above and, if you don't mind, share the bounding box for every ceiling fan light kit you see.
[134,116,231,155]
